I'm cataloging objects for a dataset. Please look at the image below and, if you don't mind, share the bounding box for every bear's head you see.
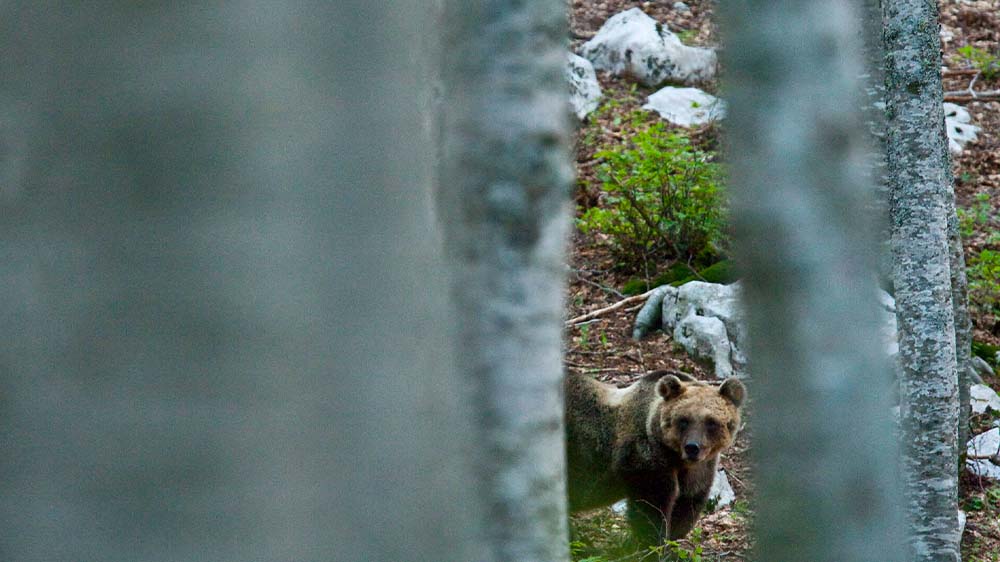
[654,375,745,464]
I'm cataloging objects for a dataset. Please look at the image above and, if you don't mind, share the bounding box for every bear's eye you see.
[705,419,720,433]
[677,417,690,430]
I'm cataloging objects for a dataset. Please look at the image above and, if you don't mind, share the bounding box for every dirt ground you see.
[564,0,1000,559]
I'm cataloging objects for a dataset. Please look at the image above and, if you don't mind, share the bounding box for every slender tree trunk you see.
[949,197,974,453]
[718,0,905,560]
[438,2,573,561]
[883,1,963,560]
[0,4,479,561]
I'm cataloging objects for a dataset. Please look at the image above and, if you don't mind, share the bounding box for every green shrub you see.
[968,248,1000,317]
[577,122,727,273]
[958,45,1000,80]
[959,192,993,238]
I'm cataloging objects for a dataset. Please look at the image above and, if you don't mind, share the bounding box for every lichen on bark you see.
[883,1,964,560]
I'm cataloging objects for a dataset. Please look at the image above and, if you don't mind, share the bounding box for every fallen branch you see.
[944,79,1000,102]
[572,269,625,299]
[565,289,656,326]
[564,362,621,374]
[944,94,1000,103]
[943,69,980,77]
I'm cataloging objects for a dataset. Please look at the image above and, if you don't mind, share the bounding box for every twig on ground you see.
[968,71,981,96]
[725,469,747,489]
[565,363,622,374]
[565,289,657,326]
[572,269,626,298]
[621,352,644,365]
[944,68,981,77]
[944,89,1000,103]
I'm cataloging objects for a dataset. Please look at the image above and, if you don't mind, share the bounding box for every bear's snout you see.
[683,442,701,460]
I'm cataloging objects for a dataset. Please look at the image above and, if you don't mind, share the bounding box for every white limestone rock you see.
[580,8,716,87]
[640,282,897,379]
[967,428,1000,479]
[973,356,994,378]
[878,289,896,313]
[708,469,735,509]
[643,86,725,127]
[566,53,602,121]
[676,315,735,379]
[611,499,627,514]
[663,281,746,379]
[878,289,899,357]
[944,102,980,154]
[632,285,678,340]
[971,384,1000,415]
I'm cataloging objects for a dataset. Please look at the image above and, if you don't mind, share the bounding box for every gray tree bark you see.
[859,0,895,288]
[438,2,573,561]
[948,196,974,452]
[883,1,963,560]
[718,0,905,561]
[0,3,480,561]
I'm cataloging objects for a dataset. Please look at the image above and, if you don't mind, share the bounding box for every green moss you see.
[693,260,735,284]
[973,341,999,367]
[669,259,736,287]
[621,263,693,295]
[621,260,736,295]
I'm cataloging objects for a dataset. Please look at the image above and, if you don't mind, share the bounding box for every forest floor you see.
[563,0,1000,560]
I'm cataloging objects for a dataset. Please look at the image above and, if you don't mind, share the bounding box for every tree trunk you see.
[859,0,895,289]
[438,2,573,561]
[0,4,480,561]
[949,196,974,453]
[883,1,963,560]
[718,0,906,560]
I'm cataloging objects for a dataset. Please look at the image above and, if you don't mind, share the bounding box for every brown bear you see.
[565,370,745,547]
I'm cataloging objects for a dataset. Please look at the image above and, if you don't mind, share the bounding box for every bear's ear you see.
[719,378,746,408]
[656,375,685,401]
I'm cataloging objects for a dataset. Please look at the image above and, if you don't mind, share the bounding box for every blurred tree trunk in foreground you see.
[438,1,574,561]
[719,0,905,560]
[0,3,481,561]
[883,1,966,559]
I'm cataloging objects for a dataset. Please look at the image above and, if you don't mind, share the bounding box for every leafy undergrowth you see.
[570,501,755,562]
[577,119,727,275]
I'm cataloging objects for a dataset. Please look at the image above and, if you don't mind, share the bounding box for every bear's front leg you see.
[668,490,709,540]
[625,473,679,549]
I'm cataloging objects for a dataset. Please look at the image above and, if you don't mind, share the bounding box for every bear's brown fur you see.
[565,370,745,547]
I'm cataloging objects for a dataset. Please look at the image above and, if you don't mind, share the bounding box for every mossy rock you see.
[621,263,693,295]
[669,260,735,286]
[973,340,999,367]
[620,260,735,295]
